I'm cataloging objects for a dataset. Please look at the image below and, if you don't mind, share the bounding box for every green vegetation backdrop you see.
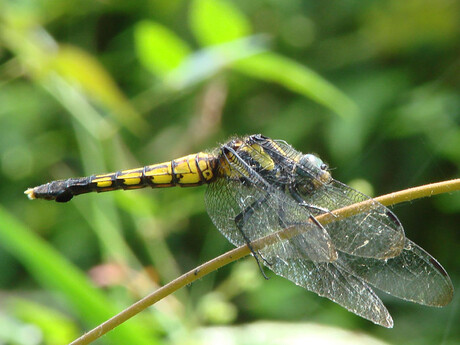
[0,1,458,344]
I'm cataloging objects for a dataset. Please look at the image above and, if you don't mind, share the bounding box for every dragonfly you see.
[25,134,453,327]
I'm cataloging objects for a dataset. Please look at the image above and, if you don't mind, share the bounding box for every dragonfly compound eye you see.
[298,154,332,187]
[303,154,325,170]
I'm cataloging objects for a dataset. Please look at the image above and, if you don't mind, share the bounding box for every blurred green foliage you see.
[0,0,459,344]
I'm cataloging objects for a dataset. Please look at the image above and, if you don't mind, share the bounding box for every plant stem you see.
[69,178,460,345]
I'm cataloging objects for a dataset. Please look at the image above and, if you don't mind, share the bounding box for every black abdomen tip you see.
[55,190,73,202]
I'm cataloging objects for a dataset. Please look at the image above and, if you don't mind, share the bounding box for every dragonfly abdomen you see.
[25,152,218,202]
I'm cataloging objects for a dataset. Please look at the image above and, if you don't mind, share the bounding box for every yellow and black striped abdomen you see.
[25,152,218,202]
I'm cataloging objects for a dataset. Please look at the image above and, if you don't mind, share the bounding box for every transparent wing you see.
[337,239,454,306]
[266,255,394,328]
[303,179,405,259]
[203,137,451,326]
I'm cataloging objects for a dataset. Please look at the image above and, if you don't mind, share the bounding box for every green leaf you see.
[134,20,192,76]
[234,52,359,118]
[190,0,251,46]
[165,35,267,89]
[0,206,159,345]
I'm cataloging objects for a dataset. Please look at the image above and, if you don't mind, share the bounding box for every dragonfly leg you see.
[234,194,272,279]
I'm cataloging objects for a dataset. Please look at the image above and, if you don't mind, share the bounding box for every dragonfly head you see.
[297,154,332,190]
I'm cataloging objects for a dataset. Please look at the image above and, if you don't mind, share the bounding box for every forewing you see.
[305,180,406,259]
[265,255,393,327]
[337,239,454,306]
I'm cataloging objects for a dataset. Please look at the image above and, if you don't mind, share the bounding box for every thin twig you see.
[70,178,460,345]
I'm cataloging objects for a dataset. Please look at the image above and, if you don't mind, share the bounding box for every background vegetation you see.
[0,0,459,344]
